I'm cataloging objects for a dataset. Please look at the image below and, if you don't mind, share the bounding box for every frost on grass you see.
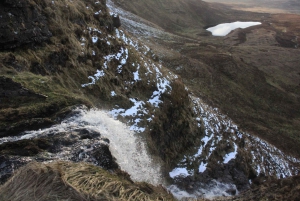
[110,64,174,130]
[110,98,148,133]
[81,70,105,87]
[148,77,171,107]
[82,46,129,87]
[92,36,98,43]
[94,10,102,15]
[199,161,207,173]
[111,91,117,97]
[170,96,300,181]
[108,44,177,133]
[133,64,140,81]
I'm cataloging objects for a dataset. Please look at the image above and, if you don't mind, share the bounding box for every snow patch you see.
[169,168,190,178]
[223,143,238,163]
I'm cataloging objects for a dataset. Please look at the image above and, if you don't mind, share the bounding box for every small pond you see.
[206,21,261,36]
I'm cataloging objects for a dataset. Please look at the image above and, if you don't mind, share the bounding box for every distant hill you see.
[113,0,264,38]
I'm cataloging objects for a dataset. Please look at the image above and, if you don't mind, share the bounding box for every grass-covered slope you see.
[0,0,113,136]
[0,0,203,173]
[0,161,174,201]
[112,0,300,158]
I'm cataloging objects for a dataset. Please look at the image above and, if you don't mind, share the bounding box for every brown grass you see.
[0,0,115,136]
[118,0,300,158]
[149,78,203,166]
[0,0,207,184]
[0,161,174,201]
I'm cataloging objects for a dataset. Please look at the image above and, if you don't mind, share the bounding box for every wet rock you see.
[171,158,251,197]
[92,144,118,169]
[0,128,119,184]
[225,188,236,195]
[101,138,110,144]
[0,0,52,50]
[0,118,54,138]
[0,76,47,104]
[202,160,251,191]
[0,76,52,137]
[54,105,88,122]
[112,15,121,28]
[76,128,101,139]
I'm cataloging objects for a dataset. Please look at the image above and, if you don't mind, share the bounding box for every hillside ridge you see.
[0,0,299,200]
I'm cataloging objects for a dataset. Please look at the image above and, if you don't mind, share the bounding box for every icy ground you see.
[169,96,300,179]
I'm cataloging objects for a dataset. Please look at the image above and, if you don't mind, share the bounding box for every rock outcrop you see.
[0,128,118,184]
[0,0,52,50]
[0,76,47,106]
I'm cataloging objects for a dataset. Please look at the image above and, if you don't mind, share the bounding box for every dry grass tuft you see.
[0,161,174,201]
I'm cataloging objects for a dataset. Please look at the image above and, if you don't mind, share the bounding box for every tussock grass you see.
[0,0,114,135]
[0,161,174,201]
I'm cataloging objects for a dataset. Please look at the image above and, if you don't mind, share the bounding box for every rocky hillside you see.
[0,0,201,164]
[0,0,300,200]
[0,0,201,197]
[114,0,300,159]
[108,0,300,199]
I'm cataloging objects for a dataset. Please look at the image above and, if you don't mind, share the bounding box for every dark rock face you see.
[112,15,121,28]
[0,76,47,102]
[0,76,52,137]
[0,128,118,184]
[205,160,251,191]
[0,0,52,50]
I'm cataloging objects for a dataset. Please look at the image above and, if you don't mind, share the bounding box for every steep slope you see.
[0,0,203,190]
[0,0,202,166]
[111,0,300,159]
[108,0,300,199]
[0,0,300,200]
